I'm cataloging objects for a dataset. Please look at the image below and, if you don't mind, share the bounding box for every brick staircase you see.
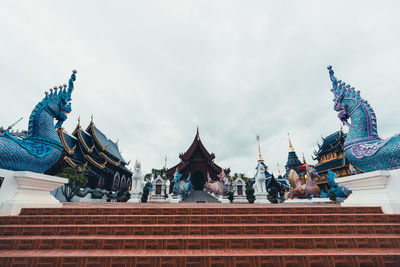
[1,203,400,267]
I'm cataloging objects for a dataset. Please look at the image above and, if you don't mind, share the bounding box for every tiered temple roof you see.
[313,129,351,178]
[47,118,132,191]
[166,128,229,191]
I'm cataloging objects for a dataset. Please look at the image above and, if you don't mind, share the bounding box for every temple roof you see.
[57,119,131,174]
[284,135,302,178]
[86,121,127,164]
[313,130,346,160]
[178,127,215,161]
[166,128,228,177]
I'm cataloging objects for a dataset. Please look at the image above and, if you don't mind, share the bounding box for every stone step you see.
[20,205,383,215]
[1,213,399,225]
[1,234,399,250]
[1,248,400,267]
[1,223,399,236]
[181,190,220,203]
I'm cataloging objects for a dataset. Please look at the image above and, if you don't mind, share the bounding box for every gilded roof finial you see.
[287,133,295,152]
[256,134,264,162]
[77,116,81,127]
[277,163,282,176]
[196,126,200,141]
[91,114,94,123]
[302,153,306,164]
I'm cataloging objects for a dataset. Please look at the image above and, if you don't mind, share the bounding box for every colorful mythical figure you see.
[321,170,352,198]
[328,66,400,172]
[288,165,321,199]
[172,169,191,197]
[205,170,228,196]
[0,70,77,173]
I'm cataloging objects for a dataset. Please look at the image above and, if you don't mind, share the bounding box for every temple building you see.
[284,134,303,179]
[313,129,354,179]
[46,117,132,192]
[166,128,230,191]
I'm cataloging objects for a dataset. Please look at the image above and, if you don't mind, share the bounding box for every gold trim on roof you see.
[58,128,76,155]
[84,154,107,169]
[76,129,94,153]
[100,152,121,167]
[89,123,106,151]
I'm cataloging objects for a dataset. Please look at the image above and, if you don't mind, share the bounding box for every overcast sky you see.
[1,1,400,177]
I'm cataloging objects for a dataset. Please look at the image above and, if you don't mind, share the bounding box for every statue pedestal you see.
[233,195,248,204]
[128,191,142,203]
[337,169,400,214]
[0,169,67,215]
[254,193,269,204]
[219,195,230,204]
[167,195,181,203]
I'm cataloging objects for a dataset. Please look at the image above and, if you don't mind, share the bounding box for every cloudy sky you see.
[1,1,399,177]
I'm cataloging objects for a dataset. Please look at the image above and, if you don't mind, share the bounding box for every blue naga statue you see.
[172,169,192,197]
[328,65,400,172]
[321,170,351,199]
[0,70,77,173]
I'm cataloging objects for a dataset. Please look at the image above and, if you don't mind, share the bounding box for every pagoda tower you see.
[166,128,229,191]
[284,133,302,179]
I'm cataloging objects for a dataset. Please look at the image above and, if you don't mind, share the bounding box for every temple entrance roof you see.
[166,128,229,191]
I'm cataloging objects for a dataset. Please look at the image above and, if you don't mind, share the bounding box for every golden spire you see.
[256,134,264,162]
[287,132,295,152]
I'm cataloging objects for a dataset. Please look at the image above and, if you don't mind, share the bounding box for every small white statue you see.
[254,162,267,194]
[131,160,144,193]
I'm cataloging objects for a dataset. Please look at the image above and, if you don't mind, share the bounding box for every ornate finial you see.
[196,126,200,140]
[256,134,264,162]
[91,114,94,123]
[287,133,295,152]
[302,153,306,164]
[115,138,119,146]
[77,116,81,126]
[164,155,168,169]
